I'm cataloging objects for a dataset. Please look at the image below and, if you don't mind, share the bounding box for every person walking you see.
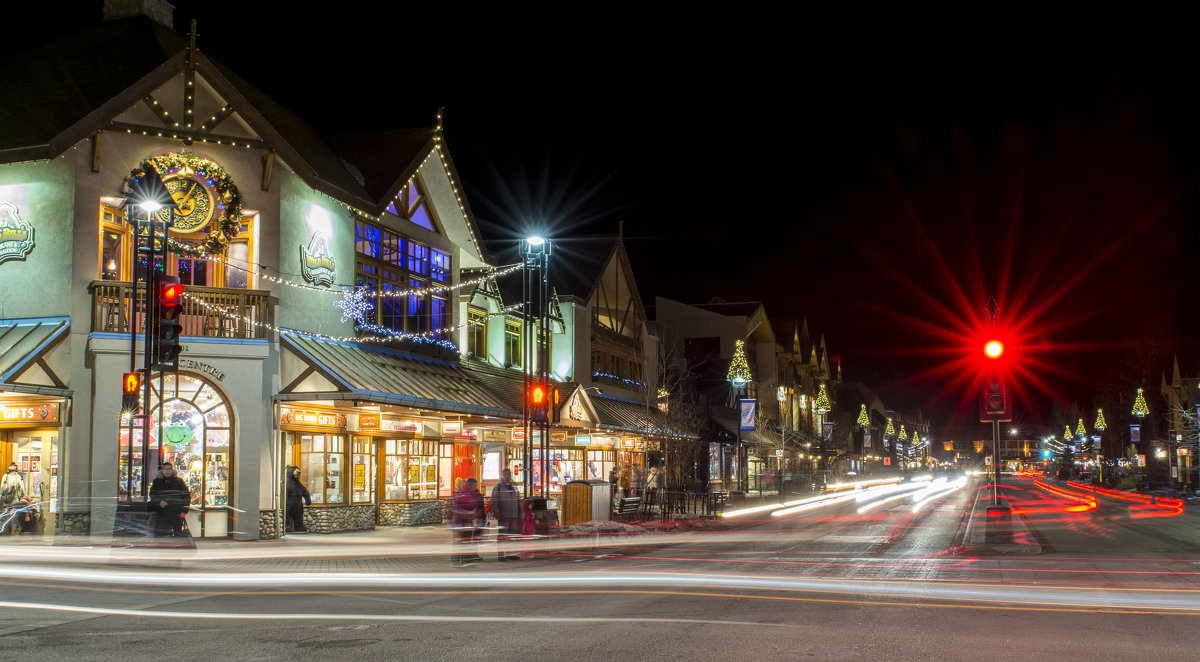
[619,470,631,498]
[645,466,662,510]
[285,466,311,533]
[149,462,191,537]
[450,477,484,566]
[490,469,522,561]
[520,498,537,559]
[1,463,26,536]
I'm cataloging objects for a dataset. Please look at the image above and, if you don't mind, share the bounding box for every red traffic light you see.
[159,276,184,308]
[984,340,1004,359]
[531,385,546,404]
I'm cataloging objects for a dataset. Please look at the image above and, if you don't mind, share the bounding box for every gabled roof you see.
[0,317,70,396]
[0,16,481,230]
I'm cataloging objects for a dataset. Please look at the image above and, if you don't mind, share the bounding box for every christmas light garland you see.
[183,293,521,348]
[126,153,243,257]
[856,403,869,427]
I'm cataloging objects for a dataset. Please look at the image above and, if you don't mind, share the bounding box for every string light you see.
[1075,418,1087,439]
[334,287,372,325]
[184,294,521,347]
[885,418,895,437]
[814,383,831,412]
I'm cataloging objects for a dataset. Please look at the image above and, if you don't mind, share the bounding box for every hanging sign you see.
[441,421,463,436]
[0,403,60,425]
[299,232,336,287]
[483,429,507,442]
[550,431,567,443]
[357,414,380,429]
[739,398,756,431]
[0,202,35,265]
[574,435,591,446]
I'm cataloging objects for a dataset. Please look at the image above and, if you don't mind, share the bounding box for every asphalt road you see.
[2,476,1199,661]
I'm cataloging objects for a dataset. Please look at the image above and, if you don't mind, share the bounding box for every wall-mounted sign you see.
[574,435,591,446]
[483,430,507,442]
[568,392,586,421]
[621,437,638,448]
[441,421,462,436]
[0,202,35,265]
[0,403,59,425]
[512,428,525,442]
[178,359,225,381]
[357,414,380,429]
[281,409,346,429]
[381,419,421,434]
[300,232,336,287]
[550,431,567,443]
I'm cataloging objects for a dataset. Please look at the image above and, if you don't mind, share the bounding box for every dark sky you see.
[43,4,1200,424]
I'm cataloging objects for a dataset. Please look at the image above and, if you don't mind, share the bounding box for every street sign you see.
[1137,454,1146,467]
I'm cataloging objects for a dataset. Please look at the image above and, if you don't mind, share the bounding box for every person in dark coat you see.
[149,462,191,536]
[490,469,521,561]
[285,466,311,533]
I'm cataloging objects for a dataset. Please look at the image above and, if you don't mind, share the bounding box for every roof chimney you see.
[103,0,175,29]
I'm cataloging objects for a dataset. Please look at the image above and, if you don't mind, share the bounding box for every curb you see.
[961,488,1044,555]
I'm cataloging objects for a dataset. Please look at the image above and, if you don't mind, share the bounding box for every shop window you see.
[292,433,345,505]
[98,202,252,287]
[466,307,487,358]
[351,437,376,504]
[431,249,450,282]
[354,218,450,335]
[118,373,231,508]
[532,448,585,492]
[431,293,448,339]
[383,439,438,501]
[586,450,615,482]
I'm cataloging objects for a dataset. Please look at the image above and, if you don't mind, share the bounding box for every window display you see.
[383,439,437,500]
[351,437,375,503]
[292,433,345,504]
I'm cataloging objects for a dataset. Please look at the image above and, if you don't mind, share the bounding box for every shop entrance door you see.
[11,430,59,534]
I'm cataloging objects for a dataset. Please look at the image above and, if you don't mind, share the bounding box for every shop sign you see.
[574,435,591,446]
[441,421,462,436]
[178,359,225,381]
[621,436,638,448]
[381,419,421,434]
[550,431,567,443]
[568,392,587,421]
[591,436,617,448]
[299,232,336,287]
[483,429,506,442]
[357,413,380,429]
[512,428,525,442]
[281,409,346,429]
[0,202,35,265]
[0,403,59,425]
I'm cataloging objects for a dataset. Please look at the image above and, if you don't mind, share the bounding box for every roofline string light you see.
[183,294,521,347]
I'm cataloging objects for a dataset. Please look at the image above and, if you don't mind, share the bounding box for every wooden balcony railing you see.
[89,280,272,340]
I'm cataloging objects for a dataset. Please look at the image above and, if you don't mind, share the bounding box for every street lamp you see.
[727,339,753,492]
[815,383,831,475]
[521,235,551,498]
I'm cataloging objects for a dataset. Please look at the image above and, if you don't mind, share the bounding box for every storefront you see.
[0,399,66,535]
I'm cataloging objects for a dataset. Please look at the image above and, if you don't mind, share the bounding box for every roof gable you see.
[589,239,647,343]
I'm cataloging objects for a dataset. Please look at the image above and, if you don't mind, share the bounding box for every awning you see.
[712,415,779,450]
[0,317,70,397]
[279,332,516,419]
[588,392,699,439]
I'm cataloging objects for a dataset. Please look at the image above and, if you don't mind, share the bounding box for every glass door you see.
[12,431,59,534]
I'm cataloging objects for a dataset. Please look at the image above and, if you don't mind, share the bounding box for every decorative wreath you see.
[125,152,244,257]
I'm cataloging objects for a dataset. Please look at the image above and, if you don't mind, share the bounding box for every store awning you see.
[588,392,700,440]
[0,316,71,397]
[279,332,516,418]
[712,415,779,450]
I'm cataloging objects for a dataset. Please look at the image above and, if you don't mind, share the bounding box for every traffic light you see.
[122,371,142,413]
[981,377,1008,419]
[548,386,561,423]
[156,274,184,365]
[529,382,548,422]
[984,340,1004,359]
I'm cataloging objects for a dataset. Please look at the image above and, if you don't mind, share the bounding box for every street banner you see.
[739,398,756,430]
[822,421,833,442]
[863,432,871,450]
[1130,424,1141,444]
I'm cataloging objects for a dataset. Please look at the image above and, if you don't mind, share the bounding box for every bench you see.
[615,496,642,520]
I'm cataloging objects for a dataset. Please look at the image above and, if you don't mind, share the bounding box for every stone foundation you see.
[378,500,445,526]
[302,504,376,533]
[59,512,91,535]
[259,510,283,539]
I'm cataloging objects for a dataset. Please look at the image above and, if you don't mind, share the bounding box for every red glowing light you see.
[985,340,1004,358]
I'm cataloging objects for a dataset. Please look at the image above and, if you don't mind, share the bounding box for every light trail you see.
[911,477,969,513]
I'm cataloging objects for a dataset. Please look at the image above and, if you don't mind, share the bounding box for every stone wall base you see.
[59,511,91,535]
[259,510,282,539]
[378,500,445,526]
[302,504,376,533]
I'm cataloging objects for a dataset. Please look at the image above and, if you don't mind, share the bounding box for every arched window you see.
[118,373,232,509]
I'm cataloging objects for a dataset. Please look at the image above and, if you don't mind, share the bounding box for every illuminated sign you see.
[354,463,366,490]
[550,431,567,443]
[299,232,336,287]
[0,202,34,265]
[483,430,507,442]
[357,414,380,429]
[512,428,525,442]
[381,419,421,434]
[574,435,591,446]
[281,409,346,429]
[441,421,462,436]
[621,437,638,448]
[0,403,59,425]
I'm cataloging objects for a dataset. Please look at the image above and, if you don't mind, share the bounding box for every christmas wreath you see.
[125,152,244,257]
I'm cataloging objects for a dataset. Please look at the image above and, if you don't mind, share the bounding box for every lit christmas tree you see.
[727,339,752,387]
[815,383,831,412]
[1075,418,1087,438]
[1093,409,1107,431]
[1131,387,1150,418]
[885,418,895,437]
[1063,425,1073,441]
[856,403,870,427]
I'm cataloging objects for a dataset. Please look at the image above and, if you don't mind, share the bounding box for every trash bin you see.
[561,480,612,526]
[984,505,1012,543]
[528,497,559,534]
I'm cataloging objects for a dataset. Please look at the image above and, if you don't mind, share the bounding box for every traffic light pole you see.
[992,419,1000,504]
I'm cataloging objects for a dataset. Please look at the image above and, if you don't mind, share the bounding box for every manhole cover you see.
[325,624,377,631]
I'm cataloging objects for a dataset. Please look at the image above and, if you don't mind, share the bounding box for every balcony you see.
[89,280,272,340]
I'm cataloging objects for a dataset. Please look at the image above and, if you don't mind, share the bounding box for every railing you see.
[642,490,728,519]
[89,280,272,340]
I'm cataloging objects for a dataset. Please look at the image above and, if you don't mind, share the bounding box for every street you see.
[3,476,1199,661]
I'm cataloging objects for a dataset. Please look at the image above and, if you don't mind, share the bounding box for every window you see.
[467,307,487,357]
[351,437,375,504]
[385,177,437,232]
[354,218,451,335]
[504,320,522,366]
[292,433,345,505]
[586,450,615,482]
[98,202,252,287]
[383,439,438,501]
[118,373,231,509]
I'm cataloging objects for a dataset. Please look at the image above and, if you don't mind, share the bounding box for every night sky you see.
[32,5,1200,424]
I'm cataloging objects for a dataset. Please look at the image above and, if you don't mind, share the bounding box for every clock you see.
[157,172,215,233]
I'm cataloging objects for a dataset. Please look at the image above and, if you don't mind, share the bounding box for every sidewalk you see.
[961,491,1043,555]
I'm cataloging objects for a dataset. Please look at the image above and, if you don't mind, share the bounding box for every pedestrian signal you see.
[529,383,548,422]
[122,371,142,413]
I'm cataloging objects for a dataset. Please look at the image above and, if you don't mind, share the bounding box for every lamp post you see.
[728,339,752,493]
[521,236,551,498]
[815,383,831,476]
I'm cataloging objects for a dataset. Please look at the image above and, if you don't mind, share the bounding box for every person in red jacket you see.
[450,477,484,566]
